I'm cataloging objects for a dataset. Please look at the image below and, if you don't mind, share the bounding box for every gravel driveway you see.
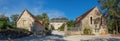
[1,30,120,41]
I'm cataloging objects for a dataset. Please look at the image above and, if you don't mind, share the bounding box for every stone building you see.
[50,17,68,30]
[75,6,107,35]
[16,9,44,34]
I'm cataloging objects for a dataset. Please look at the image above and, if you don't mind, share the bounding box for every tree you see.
[51,25,55,30]
[10,14,19,22]
[41,13,49,27]
[10,14,19,27]
[36,15,43,20]
[36,13,49,28]
[0,14,12,29]
[98,0,120,34]
[67,20,74,30]
[59,24,65,31]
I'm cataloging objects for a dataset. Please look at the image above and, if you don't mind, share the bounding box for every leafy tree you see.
[36,15,43,20]
[98,0,120,34]
[36,13,49,28]
[59,24,65,31]
[67,20,74,27]
[0,14,12,29]
[51,25,55,30]
[41,13,49,27]
[10,14,19,22]
[67,20,74,30]
[10,14,19,27]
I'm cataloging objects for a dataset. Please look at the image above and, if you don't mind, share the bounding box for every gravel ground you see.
[1,30,120,41]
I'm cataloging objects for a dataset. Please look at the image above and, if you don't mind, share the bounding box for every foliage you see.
[98,0,120,34]
[0,14,9,21]
[36,15,43,20]
[36,13,51,35]
[67,20,74,27]
[0,14,12,29]
[36,12,49,28]
[51,25,55,30]
[59,24,65,31]
[83,28,92,35]
[10,14,19,22]
[67,20,74,30]
[0,28,32,40]
[10,14,19,27]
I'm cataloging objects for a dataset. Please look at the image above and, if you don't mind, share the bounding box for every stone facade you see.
[17,9,44,33]
[75,6,107,35]
[50,18,68,30]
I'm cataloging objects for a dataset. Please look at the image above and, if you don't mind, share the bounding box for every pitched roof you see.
[51,17,68,20]
[75,6,102,24]
[16,9,43,25]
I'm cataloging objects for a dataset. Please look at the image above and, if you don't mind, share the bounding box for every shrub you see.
[51,25,55,30]
[0,28,32,40]
[83,28,92,35]
[58,24,65,31]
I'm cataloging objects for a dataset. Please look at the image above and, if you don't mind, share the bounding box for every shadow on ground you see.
[81,38,120,41]
[2,34,66,41]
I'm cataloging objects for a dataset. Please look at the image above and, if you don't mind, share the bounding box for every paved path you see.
[1,30,120,41]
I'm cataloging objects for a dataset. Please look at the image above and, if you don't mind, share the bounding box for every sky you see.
[0,0,101,20]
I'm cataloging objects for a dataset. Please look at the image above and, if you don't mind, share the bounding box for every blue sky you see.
[0,0,101,20]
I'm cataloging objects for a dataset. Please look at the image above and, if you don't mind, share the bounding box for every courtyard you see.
[0,30,120,41]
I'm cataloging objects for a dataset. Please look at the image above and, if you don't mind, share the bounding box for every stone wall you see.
[77,7,107,35]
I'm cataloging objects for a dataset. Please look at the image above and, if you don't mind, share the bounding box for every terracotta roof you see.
[75,6,102,24]
[16,9,43,25]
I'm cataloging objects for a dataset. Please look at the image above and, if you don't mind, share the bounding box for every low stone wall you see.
[66,31,81,36]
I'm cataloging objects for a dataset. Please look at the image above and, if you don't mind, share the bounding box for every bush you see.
[0,21,14,29]
[51,25,55,30]
[58,24,65,31]
[0,28,32,40]
[43,27,52,35]
[83,28,92,35]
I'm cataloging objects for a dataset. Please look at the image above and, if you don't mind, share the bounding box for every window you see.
[95,29,99,33]
[23,20,27,24]
[90,17,92,24]
[23,20,27,25]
